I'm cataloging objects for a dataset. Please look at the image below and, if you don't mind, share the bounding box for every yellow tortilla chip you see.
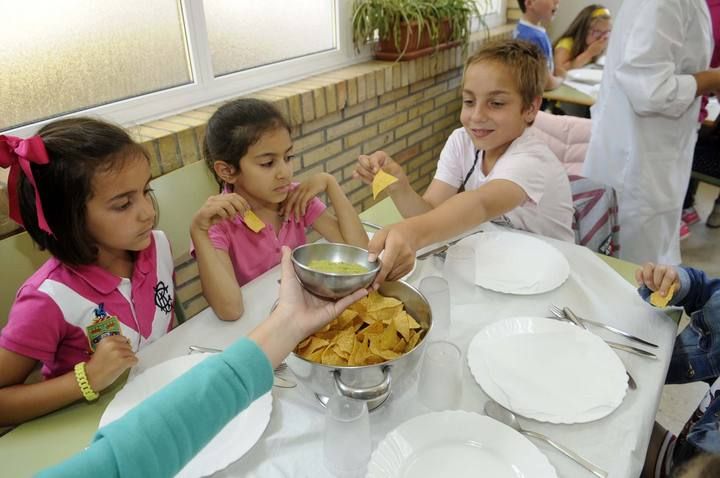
[650,283,679,308]
[294,291,427,366]
[243,210,265,233]
[372,169,399,199]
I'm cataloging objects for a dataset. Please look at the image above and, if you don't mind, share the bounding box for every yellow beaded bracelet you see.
[74,362,99,402]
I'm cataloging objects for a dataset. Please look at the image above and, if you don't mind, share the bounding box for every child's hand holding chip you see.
[636,262,680,307]
[191,193,251,232]
[353,151,407,194]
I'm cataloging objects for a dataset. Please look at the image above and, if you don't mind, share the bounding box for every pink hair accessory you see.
[0,135,53,235]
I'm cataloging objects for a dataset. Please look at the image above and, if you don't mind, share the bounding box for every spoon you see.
[484,401,608,478]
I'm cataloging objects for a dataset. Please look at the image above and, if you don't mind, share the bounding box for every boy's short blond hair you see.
[464,39,547,111]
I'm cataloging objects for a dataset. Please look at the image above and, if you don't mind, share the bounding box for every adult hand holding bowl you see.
[291,243,381,299]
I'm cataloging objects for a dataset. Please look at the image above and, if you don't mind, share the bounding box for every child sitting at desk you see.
[513,0,566,90]
[192,98,368,321]
[553,5,612,77]
[354,39,574,282]
[0,119,175,426]
[636,262,720,477]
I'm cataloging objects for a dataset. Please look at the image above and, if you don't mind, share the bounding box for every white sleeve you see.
[433,130,465,189]
[489,149,549,205]
[614,0,698,118]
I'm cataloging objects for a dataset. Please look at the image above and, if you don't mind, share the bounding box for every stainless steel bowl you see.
[291,243,381,299]
[286,280,432,410]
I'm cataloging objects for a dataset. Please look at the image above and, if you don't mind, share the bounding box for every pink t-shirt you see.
[202,190,326,286]
[434,127,575,242]
[0,231,175,379]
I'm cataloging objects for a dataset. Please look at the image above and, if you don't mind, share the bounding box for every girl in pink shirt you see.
[0,118,175,426]
[192,99,368,321]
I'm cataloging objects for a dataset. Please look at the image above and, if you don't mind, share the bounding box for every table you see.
[543,84,595,108]
[1,198,679,477]
[543,82,719,128]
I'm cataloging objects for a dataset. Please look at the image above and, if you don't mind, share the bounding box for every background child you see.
[0,118,174,426]
[513,0,565,90]
[192,98,368,321]
[553,4,612,76]
[636,262,720,477]
[354,40,574,282]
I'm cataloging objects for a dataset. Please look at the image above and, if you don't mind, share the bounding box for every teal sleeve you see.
[37,338,273,478]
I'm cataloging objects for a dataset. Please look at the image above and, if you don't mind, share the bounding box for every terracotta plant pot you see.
[375,18,459,61]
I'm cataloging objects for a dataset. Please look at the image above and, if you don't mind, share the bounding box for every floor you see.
[655,182,720,435]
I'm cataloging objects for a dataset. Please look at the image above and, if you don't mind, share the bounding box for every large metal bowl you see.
[291,243,381,299]
[286,280,432,410]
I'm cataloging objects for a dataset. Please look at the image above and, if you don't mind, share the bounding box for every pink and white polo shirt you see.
[201,195,326,286]
[0,231,175,379]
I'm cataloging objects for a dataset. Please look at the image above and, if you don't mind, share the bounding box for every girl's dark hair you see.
[203,98,291,189]
[553,4,611,60]
[19,117,148,265]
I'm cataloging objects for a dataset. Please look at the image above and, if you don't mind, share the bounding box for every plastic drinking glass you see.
[323,395,371,477]
[443,245,476,304]
[417,340,463,411]
[419,276,450,341]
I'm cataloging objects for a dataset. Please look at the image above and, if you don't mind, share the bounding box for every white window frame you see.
[6,0,369,137]
[476,0,506,30]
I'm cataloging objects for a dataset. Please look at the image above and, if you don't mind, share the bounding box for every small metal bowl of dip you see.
[291,243,381,299]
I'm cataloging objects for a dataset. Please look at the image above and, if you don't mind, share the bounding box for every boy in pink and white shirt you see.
[435,127,574,242]
[0,231,174,379]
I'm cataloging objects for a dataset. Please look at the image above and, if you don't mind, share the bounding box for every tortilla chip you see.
[294,291,426,366]
[650,283,679,308]
[372,169,399,199]
[243,210,265,233]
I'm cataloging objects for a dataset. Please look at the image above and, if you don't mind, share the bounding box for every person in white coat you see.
[582,0,720,265]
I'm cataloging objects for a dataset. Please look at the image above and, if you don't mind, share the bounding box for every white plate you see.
[566,68,603,84]
[467,317,627,423]
[368,232,416,281]
[459,231,570,295]
[99,354,272,478]
[366,410,557,478]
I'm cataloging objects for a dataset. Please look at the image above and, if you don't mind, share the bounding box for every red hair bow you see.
[0,135,53,235]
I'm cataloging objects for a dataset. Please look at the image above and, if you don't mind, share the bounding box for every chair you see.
[0,232,51,329]
[529,111,620,257]
[569,175,620,258]
[149,160,219,321]
[528,110,591,176]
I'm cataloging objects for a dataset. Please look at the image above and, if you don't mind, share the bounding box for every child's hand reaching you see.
[85,335,138,392]
[191,193,250,233]
[281,173,332,221]
[353,151,407,190]
[635,262,679,297]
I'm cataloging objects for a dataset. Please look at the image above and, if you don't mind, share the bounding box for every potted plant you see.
[352,0,488,61]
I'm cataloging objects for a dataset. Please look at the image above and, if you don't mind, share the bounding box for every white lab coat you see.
[583,0,712,265]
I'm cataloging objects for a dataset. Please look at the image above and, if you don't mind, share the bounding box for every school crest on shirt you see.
[154,280,173,314]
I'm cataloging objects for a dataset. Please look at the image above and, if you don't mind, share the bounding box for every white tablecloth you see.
[131,228,678,478]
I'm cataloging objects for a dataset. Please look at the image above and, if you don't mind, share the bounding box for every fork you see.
[548,307,657,359]
[549,305,658,348]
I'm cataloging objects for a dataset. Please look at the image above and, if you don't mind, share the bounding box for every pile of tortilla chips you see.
[295,291,425,366]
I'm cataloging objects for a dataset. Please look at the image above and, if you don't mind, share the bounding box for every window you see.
[204,1,336,77]
[475,0,506,30]
[2,0,359,136]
